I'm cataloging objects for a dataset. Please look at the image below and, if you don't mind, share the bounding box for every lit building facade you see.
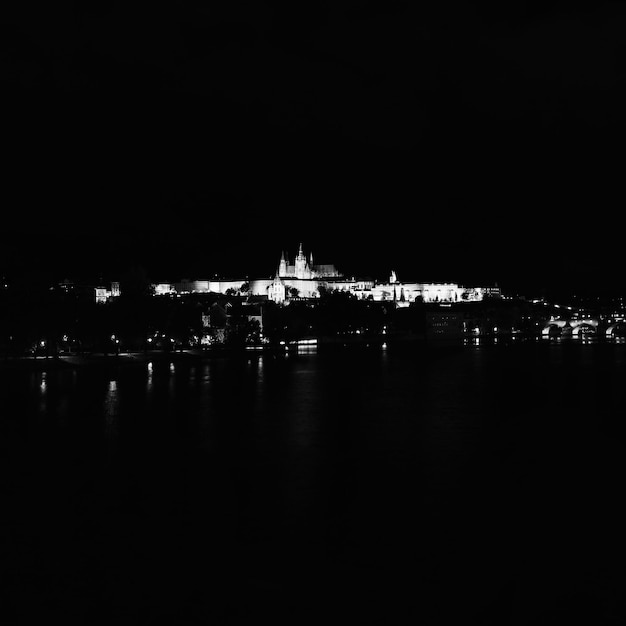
[152,244,500,304]
[95,281,121,303]
[278,243,342,280]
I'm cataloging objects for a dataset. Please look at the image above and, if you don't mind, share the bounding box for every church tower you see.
[279,251,287,278]
[269,270,286,303]
[295,243,308,279]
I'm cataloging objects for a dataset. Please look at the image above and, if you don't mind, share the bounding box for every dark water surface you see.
[1,343,625,624]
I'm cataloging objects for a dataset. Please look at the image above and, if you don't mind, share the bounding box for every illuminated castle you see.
[278,243,342,279]
[152,242,500,304]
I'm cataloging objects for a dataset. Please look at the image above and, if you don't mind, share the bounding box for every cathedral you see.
[278,243,341,280]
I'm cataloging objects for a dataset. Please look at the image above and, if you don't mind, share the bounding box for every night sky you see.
[4,2,626,295]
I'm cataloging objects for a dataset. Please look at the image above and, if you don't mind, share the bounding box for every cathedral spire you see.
[295,242,307,279]
[279,250,287,278]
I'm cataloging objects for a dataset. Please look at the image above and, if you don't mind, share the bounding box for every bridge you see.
[542,317,625,338]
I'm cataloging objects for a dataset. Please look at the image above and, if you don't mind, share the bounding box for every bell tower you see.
[269,271,286,303]
[295,243,307,279]
[279,251,287,278]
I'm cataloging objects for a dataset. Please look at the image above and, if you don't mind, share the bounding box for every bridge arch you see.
[570,319,598,329]
[542,323,563,337]
[572,323,596,337]
[606,323,626,337]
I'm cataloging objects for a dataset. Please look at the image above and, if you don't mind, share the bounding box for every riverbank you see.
[0,349,243,370]
[0,345,323,370]
[1,333,623,371]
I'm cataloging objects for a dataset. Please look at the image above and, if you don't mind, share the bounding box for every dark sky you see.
[4,2,626,295]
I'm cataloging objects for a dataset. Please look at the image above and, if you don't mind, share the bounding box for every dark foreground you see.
[1,342,625,625]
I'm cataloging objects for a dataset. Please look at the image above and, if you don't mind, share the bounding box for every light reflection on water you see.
[34,371,48,414]
[288,367,320,449]
[463,337,482,346]
[168,362,175,395]
[458,334,626,346]
[104,379,119,442]
[296,345,318,355]
[21,343,626,493]
[3,340,625,624]
[249,355,264,383]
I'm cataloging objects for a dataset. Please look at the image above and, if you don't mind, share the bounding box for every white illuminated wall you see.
[154,283,175,295]
[152,277,494,303]
[95,282,122,303]
[149,245,499,304]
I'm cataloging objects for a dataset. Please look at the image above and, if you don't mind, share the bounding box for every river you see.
[1,341,625,624]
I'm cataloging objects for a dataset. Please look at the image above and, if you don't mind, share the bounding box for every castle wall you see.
[154,283,175,295]
[151,245,497,304]
[174,280,210,293]
[250,279,273,296]
[208,280,247,293]
[281,279,322,298]
[421,283,462,303]
[154,276,490,303]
